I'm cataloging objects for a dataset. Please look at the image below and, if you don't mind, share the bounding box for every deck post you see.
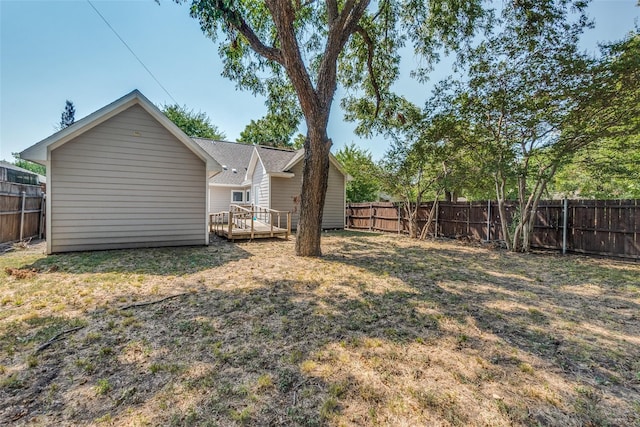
[250,209,255,239]
[286,212,291,239]
[270,212,274,237]
[228,211,233,239]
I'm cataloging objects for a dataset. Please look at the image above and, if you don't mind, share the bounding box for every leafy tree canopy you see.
[11,154,46,176]
[335,143,380,203]
[161,104,226,140]
[549,28,640,199]
[239,78,304,148]
[178,0,491,255]
[239,112,303,148]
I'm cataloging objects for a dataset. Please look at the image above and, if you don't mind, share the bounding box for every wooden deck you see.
[210,205,291,241]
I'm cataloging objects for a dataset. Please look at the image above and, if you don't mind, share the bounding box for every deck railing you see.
[209,204,291,240]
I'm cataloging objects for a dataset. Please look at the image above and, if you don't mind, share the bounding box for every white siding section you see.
[50,104,206,253]
[209,186,246,213]
[251,161,270,207]
[270,160,345,230]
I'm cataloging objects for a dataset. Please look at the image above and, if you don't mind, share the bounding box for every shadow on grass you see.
[18,239,250,276]
[1,232,639,426]
[1,279,457,426]
[324,236,640,419]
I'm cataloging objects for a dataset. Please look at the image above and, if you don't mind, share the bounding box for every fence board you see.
[346,199,640,260]
[0,183,44,244]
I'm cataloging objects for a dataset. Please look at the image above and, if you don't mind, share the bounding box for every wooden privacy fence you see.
[0,182,45,244]
[346,200,640,260]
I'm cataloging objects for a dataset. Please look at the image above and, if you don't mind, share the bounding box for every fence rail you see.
[0,183,45,244]
[346,200,640,260]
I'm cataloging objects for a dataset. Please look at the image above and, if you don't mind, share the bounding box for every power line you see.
[86,0,178,105]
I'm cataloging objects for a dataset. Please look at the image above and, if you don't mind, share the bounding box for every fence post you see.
[19,191,26,241]
[39,194,46,239]
[434,202,439,238]
[486,200,491,242]
[397,204,401,234]
[467,201,471,236]
[562,198,568,255]
[369,203,373,232]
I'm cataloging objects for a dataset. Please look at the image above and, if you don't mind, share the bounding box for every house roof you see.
[281,148,349,178]
[192,139,255,186]
[192,139,304,186]
[255,146,299,173]
[195,139,350,187]
[19,90,222,174]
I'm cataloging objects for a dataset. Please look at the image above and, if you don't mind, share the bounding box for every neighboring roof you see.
[19,90,222,173]
[0,160,46,183]
[192,139,255,186]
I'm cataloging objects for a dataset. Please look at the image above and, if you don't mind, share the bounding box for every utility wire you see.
[86,0,178,105]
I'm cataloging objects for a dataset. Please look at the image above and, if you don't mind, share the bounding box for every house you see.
[20,90,222,254]
[192,139,347,230]
[19,89,346,254]
[0,160,45,187]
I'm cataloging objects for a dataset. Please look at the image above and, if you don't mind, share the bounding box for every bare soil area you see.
[1,231,639,426]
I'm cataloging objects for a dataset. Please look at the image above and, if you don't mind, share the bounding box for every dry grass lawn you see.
[1,231,639,426]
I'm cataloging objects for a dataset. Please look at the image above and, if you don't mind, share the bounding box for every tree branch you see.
[119,293,189,310]
[327,0,338,23]
[265,1,320,121]
[214,0,283,64]
[35,326,84,354]
[356,24,382,117]
[317,0,371,107]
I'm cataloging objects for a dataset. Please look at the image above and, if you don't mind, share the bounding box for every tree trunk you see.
[403,201,419,239]
[519,177,550,252]
[511,210,525,252]
[419,197,440,240]
[494,174,512,250]
[410,210,418,239]
[295,126,331,256]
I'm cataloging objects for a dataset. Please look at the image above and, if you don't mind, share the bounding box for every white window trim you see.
[231,190,244,203]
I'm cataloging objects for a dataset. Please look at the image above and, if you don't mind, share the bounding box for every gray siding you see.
[322,160,346,228]
[270,160,345,230]
[271,162,303,228]
[50,104,206,253]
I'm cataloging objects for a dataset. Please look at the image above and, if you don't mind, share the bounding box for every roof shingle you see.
[192,139,301,185]
[192,139,254,185]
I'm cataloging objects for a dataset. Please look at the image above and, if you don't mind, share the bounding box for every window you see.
[245,190,250,203]
[231,191,243,202]
[6,169,38,185]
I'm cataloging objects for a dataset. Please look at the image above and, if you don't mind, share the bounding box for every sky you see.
[0,0,638,163]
